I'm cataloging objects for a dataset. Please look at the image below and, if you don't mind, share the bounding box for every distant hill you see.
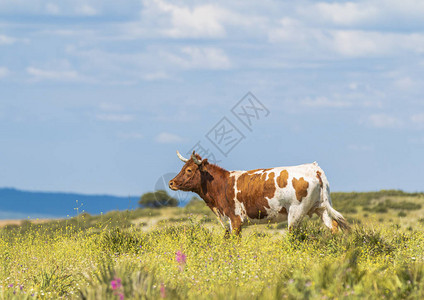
[0,188,139,220]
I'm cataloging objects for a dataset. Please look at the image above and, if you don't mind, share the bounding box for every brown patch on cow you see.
[276,170,289,188]
[331,219,339,234]
[279,207,287,215]
[236,171,276,219]
[224,175,236,212]
[247,168,271,174]
[316,171,323,187]
[292,177,309,202]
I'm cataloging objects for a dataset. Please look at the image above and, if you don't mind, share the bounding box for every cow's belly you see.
[237,185,321,226]
[243,211,288,225]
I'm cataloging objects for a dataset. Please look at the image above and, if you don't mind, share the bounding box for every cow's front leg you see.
[223,216,234,238]
[229,215,243,236]
[212,207,232,238]
[212,207,226,229]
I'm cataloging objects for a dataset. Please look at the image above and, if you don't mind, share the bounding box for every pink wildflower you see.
[111,278,122,290]
[175,250,186,264]
[160,283,166,298]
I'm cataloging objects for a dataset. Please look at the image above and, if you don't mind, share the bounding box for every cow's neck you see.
[197,164,230,208]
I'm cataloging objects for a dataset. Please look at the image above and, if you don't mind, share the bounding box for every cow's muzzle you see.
[168,180,178,191]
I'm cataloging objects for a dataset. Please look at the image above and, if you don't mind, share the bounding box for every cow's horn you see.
[176,150,189,162]
[191,150,202,165]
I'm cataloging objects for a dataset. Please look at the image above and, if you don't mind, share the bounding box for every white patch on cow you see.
[250,170,263,175]
[229,171,247,223]
[235,201,247,220]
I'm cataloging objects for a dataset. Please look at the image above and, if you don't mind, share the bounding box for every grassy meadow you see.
[1,190,424,299]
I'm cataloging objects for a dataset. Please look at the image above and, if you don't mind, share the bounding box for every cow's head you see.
[169,150,209,192]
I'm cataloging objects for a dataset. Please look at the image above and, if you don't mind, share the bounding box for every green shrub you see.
[398,211,407,217]
[352,227,395,256]
[331,190,423,213]
[139,190,178,208]
[363,203,388,213]
[99,228,143,255]
[386,200,422,210]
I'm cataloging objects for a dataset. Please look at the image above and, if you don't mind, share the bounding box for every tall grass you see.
[1,217,423,299]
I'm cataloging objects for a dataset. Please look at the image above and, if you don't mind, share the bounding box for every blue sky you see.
[1,0,424,196]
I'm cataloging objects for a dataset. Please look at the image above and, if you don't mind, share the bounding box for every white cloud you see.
[370,0,424,24]
[300,96,352,108]
[0,0,105,16]
[348,83,359,90]
[99,103,123,112]
[142,71,169,81]
[299,0,424,28]
[0,67,9,78]
[146,0,226,38]
[122,1,264,41]
[269,18,424,58]
[268,18,310,44]
[45,3,60,15]
[75,4,98,16]
[155,132,184,143]
[307,2,379,26]
[41,29,94,37]
[411,113,424,124]
[25,59,92,82]
[0,34,17,45]
[394,77,415,90]
[166,47,231,70]
[334,31,424,57]
[27,67,80,82]
[329,30,382,57]
[95,103,135,123]
[95,114,134,122]
[366,113,402,128]
[285,88,384,114]
[65,45,230,85]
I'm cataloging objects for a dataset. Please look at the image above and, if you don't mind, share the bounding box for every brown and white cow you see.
[169,151,349,235]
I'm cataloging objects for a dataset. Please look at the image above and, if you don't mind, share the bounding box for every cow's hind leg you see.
[287,206,305,231]
[319,209,338,233]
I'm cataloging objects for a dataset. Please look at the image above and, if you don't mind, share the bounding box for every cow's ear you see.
[200,159,209,172]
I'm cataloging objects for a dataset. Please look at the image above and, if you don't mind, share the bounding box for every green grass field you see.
[1,190,424,299]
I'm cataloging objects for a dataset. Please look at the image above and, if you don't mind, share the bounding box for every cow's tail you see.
[317,169,350,231]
